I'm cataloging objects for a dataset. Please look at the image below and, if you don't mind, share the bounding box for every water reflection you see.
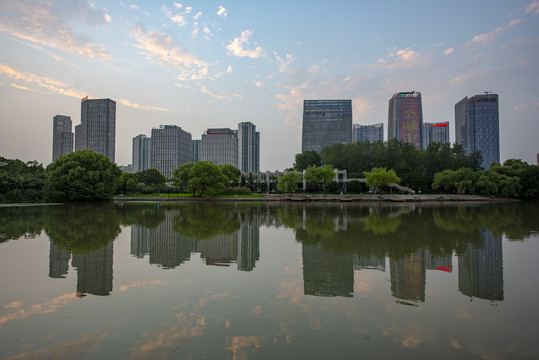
[1,201,537,304]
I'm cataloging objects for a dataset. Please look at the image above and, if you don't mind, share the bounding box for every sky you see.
[0,0,538,170]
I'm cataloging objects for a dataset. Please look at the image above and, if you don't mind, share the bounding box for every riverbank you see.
[114,193,517,202]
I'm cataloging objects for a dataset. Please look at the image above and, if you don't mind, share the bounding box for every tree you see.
[0,157,46,202]
[277,171,303,194]
[432,168,479,194]
[294,150,322,171]
[46,150,121,201]
[117,172,139,194]
[187,161,229,197]
[304,165,336,194]
[219,164,241,186]
[172,163,195,192]
[137,168,166,186]
[364,167,400,193]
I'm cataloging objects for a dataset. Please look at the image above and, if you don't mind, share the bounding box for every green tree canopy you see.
[46,150,121,201]
[294,150,322,171]
[0,157,46,202]
[364,167,400,193]
[277,171,303,194]
[137,168,166,186]
[304,165,336,193]
[187,161,229,197]
[219,164,241,186]
[172,163,195,192]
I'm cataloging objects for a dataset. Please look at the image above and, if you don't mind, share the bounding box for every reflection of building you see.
[72,242,113,296]
[198,221,260,271]
[423,122,450,149]
[353,123,384,143]
[237,122,260,173]
[132,134,151,173]
[130,225,151,258]
[75,98,116,162]
[388,92,423,149]
[49,242,71,278]
[425,250,452,272]
[302,244,354,297]
[458,229,503,301]
[151,125,192,178]
[200,128,238,167]
[353,254,385,271]
[148,213,192,269]
[52,115,73,161]
[302,99,352,153]
[390,249,426,302]
[455,94,500,169]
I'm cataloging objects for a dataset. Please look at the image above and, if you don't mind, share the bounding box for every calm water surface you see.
[1,201,538,359]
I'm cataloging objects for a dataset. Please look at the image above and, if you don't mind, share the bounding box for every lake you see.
[1,201,538,359]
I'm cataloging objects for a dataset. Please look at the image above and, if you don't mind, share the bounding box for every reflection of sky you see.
[1,208,539,359]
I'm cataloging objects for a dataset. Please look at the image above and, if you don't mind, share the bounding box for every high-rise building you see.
[192,139,200,163]
[353,123,384,143]
[237,122,260,173]
[75,98,116,162]
[455,94,500,169]
[151,125,192,178]
[52,115,73,161]
[423,122,450,148]
[200,128,238,167]
[132,134,151,173]
[388,92,424,149]
[302,100,352,153]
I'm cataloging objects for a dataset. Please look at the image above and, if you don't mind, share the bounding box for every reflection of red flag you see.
[436,266,451,272]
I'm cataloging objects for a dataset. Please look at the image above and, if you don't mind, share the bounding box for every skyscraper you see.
[52,115,73,161]
[237,122,260,173]
[388,92,423,149]
[455,93,500,169]
[423,122,450,148]
[302,100,352,153]
[75,98,116,162]
[151,125,192,178]
[132,134,151,173]
[352,123,384,143]
[200,128,238,167]
[192,139,200,163]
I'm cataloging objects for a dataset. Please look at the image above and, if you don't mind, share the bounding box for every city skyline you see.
[1,1,538,169]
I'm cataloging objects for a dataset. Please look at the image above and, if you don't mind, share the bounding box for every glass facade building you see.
[302,100,352,153]
[52,115,73,161]
[132,134,151,173]
[423,122,450,148]
[353,123,384,143]
[150,125,192,178]
[388,92,423,149]
[238,122,260,173]
[200,128,238,167]
[75,98,116,162]
[455,94,500,169]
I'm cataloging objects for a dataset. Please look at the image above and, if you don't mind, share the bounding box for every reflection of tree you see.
[117,203,166,229]
[172,203,241,240]
[45,203,122,254]
[0,206,48,243]
[364,213,402,234]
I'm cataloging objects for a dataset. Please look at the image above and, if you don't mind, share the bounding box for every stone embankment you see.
[115,194,516,202]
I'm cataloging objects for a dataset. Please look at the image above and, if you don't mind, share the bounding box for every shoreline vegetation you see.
[2,142,538,203]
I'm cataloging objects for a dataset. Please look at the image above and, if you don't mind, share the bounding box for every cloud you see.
[171,14,186,26]
[193,12,202,20]
[226,65,233,73]
[117,99,170,112]
[444,48,454,55]
[466,19,522,46]
[0,0,111,60]
[253,81,263,88]
[10,83,41,92]
[217,6,228,18]
[132,24,209,79]
[525,1,539,15]
[200,86,241,101]
[226,30,263,58]
[274,52,295,72]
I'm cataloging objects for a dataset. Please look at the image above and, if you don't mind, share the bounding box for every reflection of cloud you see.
[0,293,77,326]
[118,280,167,292]
[225,336,262,359]
[0,0,110,60]
[226,30,263,59]
[198,291,230,307]
[4,333,107,360]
